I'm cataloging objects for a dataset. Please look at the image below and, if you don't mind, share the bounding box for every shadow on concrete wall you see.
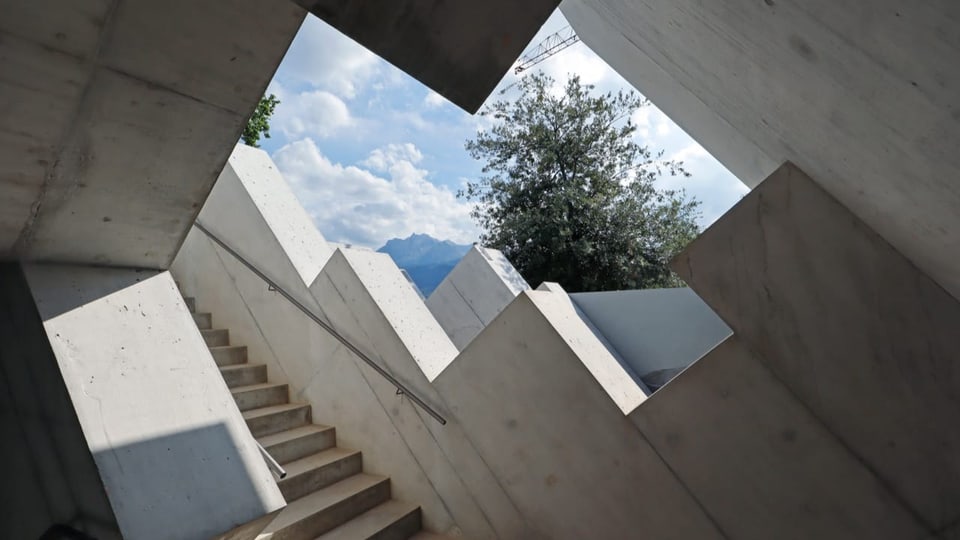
[93,423,273,539]
[0,263,121,540]
[26,265,161,321]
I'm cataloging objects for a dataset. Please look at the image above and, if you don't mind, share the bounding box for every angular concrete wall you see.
[562,0,960,304]
[22,264,283,540]
[570,288,731,389]
[436,282,933,539]
[435,290,718,539]
[169,142,943,539]
[172,147,527,537]
[307,249,528,537]
[674,163,960,533]
[0,263,120,540]
[2,0,306,269]
[630,335,926,539]
[426,246,529,349]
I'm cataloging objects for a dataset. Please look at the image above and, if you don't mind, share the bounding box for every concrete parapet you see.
[435,290,719,538]
[426,246,529,350]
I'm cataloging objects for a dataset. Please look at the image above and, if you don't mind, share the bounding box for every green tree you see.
[462,73,700,292]
[241,94,280,147]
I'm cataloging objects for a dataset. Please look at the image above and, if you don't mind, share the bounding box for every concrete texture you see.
[216,144,334,286]
[435,290,720,539]
[296,0,560,112]
[426,246,530,350]
[0,263,120,540]
[23,264,284,540]
[631,336,926,539]
[674,163,960,531]
[562,0,960,303]
[570,288,731,385]
[0,0,305,268]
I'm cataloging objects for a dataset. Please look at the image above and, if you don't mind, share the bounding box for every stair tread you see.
[208,344,245,350]
[259,424,333,446]
[242,402,310,420]
[264,473,388,533]
[408,533,459,540]
[283,447,360,479]
[313,500,419,540]
[230,381,287,394]
[218,363,262,372]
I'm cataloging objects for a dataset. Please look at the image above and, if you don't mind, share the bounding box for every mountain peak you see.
[377,234,473,295]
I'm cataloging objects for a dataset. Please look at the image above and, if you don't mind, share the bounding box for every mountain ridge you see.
[376,233,472,296]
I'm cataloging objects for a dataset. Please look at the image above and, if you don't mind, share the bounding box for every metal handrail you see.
[193,221,447,425]
[256,441,287,479]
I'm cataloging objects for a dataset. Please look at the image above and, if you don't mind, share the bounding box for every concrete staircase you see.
[185,296,439,539]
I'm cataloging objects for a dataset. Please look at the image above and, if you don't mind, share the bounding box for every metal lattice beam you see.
[515,26,581,74]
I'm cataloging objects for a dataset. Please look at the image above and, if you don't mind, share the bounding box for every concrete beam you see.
[674,163,960,531]
[294,0,560,112]
[0,0,305,269]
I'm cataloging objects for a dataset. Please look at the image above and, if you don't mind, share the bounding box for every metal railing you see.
[256,441,287,479]
[193,221,447,425]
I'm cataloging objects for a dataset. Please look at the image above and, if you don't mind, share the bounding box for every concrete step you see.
[200,328,229,347]
[408,533,458,540]
[193,312,212,329]
[259,425,337,465]
[219,363,267,388]
[314,500,421,540]
[231,382,289,412]
[244,402,311,438]
[210,345,247,366]
[262,474,391,540]
[184,296,196,313]
[279,447,362,502]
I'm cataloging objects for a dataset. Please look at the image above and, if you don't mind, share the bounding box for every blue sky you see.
[261,10,748,249]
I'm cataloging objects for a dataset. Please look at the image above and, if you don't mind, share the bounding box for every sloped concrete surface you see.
[0,0,305,268]
[674,163,960,532]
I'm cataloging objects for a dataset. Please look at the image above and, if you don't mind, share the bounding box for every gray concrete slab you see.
[435,291,721,539]
[0,0,305,269]
[631,336,927,540]
[295,0,560,112]
[563,0,960,302]
[674,163,960,531]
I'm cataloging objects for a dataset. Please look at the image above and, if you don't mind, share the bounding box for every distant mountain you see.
[377,233,471,296]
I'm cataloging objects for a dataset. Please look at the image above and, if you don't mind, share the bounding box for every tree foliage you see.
[461,73,700,292]
[241,94,280,147]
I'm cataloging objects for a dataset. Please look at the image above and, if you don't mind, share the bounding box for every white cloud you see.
[273,139,478,248]
[275,17,380,99]
[424,90,447,108]
[272,90,352,139]
[361,143,423,171]
[670,143,710,163]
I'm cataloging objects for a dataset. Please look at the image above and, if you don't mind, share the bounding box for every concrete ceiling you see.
[293,0,561,113]
[0,0,305,269]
